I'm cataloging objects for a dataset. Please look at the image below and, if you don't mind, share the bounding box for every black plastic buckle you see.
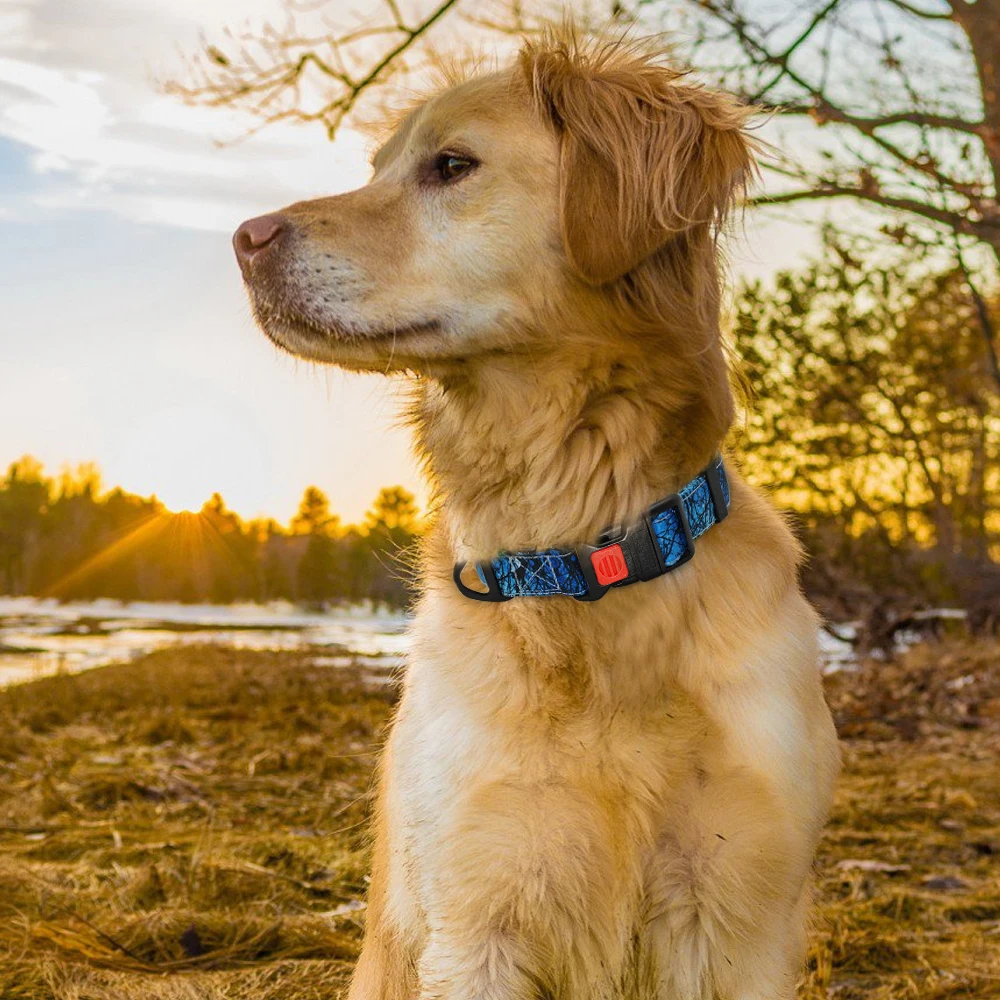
[646,492,695,573]
[452,559,512,602]
[572,493,693,602]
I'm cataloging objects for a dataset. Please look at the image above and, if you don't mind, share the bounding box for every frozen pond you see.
[0,597,409,687]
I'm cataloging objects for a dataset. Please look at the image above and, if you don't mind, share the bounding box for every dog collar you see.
[453,456,730,602]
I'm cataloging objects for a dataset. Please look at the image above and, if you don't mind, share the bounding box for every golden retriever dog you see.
[233,29,840,1000]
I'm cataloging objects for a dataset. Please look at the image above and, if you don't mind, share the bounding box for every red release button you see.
[591,544,629,585]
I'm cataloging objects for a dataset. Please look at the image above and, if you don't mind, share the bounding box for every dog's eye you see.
[434,152,477,183]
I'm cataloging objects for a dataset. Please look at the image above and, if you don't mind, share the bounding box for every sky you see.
[0,0,817,523]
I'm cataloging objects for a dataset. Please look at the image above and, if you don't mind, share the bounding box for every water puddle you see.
[0,598,409,687]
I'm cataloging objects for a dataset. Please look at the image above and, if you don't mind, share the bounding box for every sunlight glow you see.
[42,506,251,599]
[43,512,172,598]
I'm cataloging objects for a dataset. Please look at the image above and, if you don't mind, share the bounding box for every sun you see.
[152,483,209,516]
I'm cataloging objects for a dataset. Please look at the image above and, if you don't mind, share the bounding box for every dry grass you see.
[0,640,998,999]
[0,647,393,999]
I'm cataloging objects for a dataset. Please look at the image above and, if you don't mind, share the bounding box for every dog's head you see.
[233,32,755,374]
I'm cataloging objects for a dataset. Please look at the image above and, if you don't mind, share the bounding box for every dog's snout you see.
[233,214,286,272]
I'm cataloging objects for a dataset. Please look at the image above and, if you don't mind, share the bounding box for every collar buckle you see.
[573,492,693,602]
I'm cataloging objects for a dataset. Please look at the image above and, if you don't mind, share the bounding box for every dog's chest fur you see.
[376,538,837,1000]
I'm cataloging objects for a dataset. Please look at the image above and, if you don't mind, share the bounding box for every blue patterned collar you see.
[453,456,730,602]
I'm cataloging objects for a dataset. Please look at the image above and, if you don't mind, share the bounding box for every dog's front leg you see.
[416,783,629,1000]
[349,755,419,1000]
[351,926,415,1000]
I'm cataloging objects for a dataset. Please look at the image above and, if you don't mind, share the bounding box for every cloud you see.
[0,0,35,50]
[0,0,372,231]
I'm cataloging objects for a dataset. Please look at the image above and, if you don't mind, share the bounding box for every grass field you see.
[1,640,998,999]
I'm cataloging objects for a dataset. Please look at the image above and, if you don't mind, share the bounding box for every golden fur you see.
[235,29,840,1000]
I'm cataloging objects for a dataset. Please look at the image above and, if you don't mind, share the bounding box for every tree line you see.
[0,466,420,609]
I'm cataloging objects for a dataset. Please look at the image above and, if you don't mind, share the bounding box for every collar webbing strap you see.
[453,457,730,603]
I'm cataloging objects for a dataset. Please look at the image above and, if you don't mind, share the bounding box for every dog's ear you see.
[523,40,756,285]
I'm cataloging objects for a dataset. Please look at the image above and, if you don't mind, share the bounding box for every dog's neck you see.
[412,336,732,560]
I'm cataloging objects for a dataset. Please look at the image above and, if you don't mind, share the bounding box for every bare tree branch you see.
[755,185,997,237]
[881,0,955,21]
[767,102,984,136]
[168,0,465,139]
[674,0,1000,279]
[747,0,845,103]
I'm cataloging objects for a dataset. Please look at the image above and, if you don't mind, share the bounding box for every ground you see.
[0,640,998,999]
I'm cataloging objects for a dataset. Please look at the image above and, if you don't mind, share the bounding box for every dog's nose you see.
[233,214,285,271]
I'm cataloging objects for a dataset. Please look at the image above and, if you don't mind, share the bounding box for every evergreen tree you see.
[297,532,339,607]
[0,457,50,594]
[291,487,339,536]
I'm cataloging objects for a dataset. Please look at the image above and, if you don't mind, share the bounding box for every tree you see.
[170,0,479,139]
[199,493,257,602]
[290,486,347,604]
[297,531,340,605]
[733,230,999,605]
[57,463,102,500]
[366,485,420,535]
[0,457,50,594]
[657,0,1000,390]
[363,486,420,607]
[290,486,339,536]
[668,0,999,261]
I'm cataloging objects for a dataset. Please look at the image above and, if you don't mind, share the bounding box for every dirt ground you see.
[0,639,998,999]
